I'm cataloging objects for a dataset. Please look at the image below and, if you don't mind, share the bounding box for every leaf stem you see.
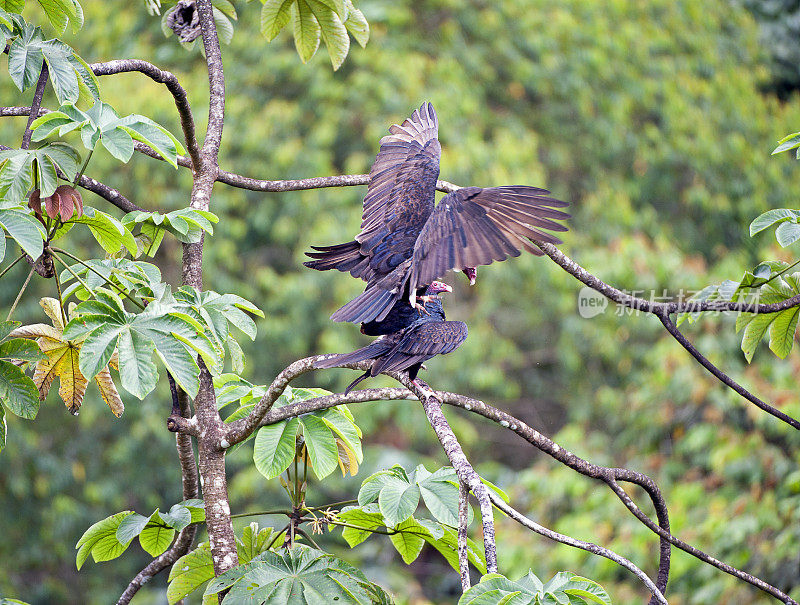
[6,267,35,321]
[50,247,145,310]
[229,510,293,519]
[294,527,320,550]
[49,249,95,298]
[0,253,26,281]
[73,148,94,187]
[265,525,288,551]
[51,255,68,325]
[742,258,800,290]
[305,499,358,511]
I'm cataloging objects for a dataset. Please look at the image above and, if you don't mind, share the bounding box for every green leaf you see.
[75,511,135,569]
[426,526,486,575]
[772,132,800,155]
[292,0,321,63]
[0,321,17,344]
[307,0,349,70]
[253,417,300,479]
[389,517,427,564]
[115,327,159,399]
[378,477,420,527]
[236,522,274,563]
[419,471,460,526]
[115,512,150,544]
[100,127,135,162]
[117,115,185,168]
[32,154,57,197]
[0,359,40,419]
[320,407,362,462]
[40,39,79,103]
[0,209,45,259]
[775,221,800,247]
[212,7,234,45]
[0,337,45,363]
[261,0,292,41]
[168,543,215,604]
[72,206,138,255]
[0,228,5,263]
[140,521,176,557]
[337,506,384,547]
[768,307,800,359]
[8,26,44,91]
[300,413,339,479]
[0,405,6,453]
[40,142,81,181]
[343,0,368,47]
[30,111,75,141]
[204,546,392,604]
[0,153,35,204]
[741,310,779,362]
[161,504,193,531]
[749,208,798,236]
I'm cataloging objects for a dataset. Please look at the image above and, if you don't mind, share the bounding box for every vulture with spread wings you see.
[304,102,569,324]
[316,282,466,393]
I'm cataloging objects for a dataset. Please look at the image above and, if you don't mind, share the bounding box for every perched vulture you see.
[304,102,570,325]
[317,282,466,393]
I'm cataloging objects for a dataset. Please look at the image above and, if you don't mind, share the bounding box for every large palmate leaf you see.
[252,387,363,480]
[5,20,95,102]
[122,208,219,256]
[62,289,221,398]
[0,143,80,201]
[735,275,800,361]
[76,500,202,569]
[204,546,392,604]
[458,571,611,605]
[58,258,162,302]
[259,0,368,70]
[30,101,185,166]
[9,297,124,416]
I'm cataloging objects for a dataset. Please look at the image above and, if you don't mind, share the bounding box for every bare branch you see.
[489,493,667,604]
[21,65,48,150]
[458,481,471,591]
[536,241,800,315]
[656,310,800,429]
[118,388,199,605]
[90,59,201,169]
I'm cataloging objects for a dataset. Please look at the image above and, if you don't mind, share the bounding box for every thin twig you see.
[6,267,34,321]
[656,309,800,430]
[49,250,95,298]
[489,493,667,604]
[0,252,26,280]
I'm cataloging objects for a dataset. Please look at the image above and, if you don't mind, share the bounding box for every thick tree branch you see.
[489,493,667,604]
[90,59,201,169]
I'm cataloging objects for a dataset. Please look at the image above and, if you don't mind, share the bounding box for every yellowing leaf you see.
[12,299,125,416]
[336,438,358,477]
[95,366,124,417]
[40,297,66,331]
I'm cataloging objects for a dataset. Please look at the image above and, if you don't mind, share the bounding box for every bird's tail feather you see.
[344,372,370,394]
[316,340,392,369]
[303,241,372,280]
[330,286,399,324]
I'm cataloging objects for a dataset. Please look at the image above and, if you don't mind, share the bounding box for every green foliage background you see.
[1,0,800,603]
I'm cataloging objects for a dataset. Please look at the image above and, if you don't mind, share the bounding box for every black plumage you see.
[317,284,467,393]
[304,102,570,325]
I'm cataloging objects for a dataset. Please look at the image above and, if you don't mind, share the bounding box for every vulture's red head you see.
[427,281,452,295]
[462,267,477,286]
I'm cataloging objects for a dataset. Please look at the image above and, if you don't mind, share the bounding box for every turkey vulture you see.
[317,281,466,393]
[304,102,569,324]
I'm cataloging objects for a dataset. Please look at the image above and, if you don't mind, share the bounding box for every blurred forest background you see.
[1,0,800,603]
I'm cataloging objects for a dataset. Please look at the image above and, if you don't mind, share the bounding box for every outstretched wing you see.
[356,102,442,276]
[408,186,569,291]
[371,320,468,375]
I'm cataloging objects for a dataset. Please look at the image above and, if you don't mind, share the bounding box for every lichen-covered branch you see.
[458,481,470,591]
[489,493,667,604]
[20,65,48,150]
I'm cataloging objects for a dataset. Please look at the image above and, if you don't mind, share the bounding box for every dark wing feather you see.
[408,186,570,291]
[371,320,468,375]
[330,260,411,324]
[355,102,442,275]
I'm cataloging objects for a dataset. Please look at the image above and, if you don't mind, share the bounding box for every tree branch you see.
[458,480,470,591]
[90,59,201,169]
[489,493,667,604]
[117,387,199,605]
[21,65,48,150]
[656,310,800,429]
